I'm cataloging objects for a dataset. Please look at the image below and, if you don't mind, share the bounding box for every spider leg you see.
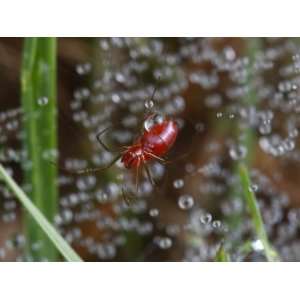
[121,187,131,206]
[96,126,123,153]
[144,151,166,163]
[121,186,138,206]
[135,158,141,193]
[49,154,122,175]
[162,149,193,165]
[144,145,191,165]
[144,163,156,187]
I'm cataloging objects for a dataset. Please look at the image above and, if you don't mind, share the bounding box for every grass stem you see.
[215,246,231,262]
[238,163,279,261]
[21,37,59,260]
[0,164,82,262]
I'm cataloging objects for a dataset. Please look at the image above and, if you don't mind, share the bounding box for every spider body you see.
[121,119,178,169]
[53,83,182,204]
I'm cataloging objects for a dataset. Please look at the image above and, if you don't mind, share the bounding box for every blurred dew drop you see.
[248,184,258,193]
[251,239,264,251]
[178,194,194,210]
[212,220,222,229]
[76,63,92,75]
[144,113,165,132]
[155,236,173,250]
[149,208,159,217]
[37,97,48,106]
[200,213,212,224]
[229,144,247,160]
[144,99,154,110]
[173,178,184,189]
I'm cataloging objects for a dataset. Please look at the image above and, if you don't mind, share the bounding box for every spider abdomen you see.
[121,120,178,169]
[142,120,178,156]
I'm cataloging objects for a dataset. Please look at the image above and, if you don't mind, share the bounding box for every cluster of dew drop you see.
[180,38,300,261]
[1,38,300,261]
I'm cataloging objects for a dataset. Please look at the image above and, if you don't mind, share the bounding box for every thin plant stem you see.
[215,246,231,262]
[238,163,279,262]
[0,164,82,262]
[21,37,58,260]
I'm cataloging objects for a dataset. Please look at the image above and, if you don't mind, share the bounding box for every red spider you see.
[54,87,180,203]
[121,117,178,168]
[121,115,178,184]
[76,113,179,189]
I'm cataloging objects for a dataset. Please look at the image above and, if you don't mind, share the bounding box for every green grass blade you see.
[238,163,279,261]
[0,164,82,262]
[215,246,231,262]
[21,37,59,260]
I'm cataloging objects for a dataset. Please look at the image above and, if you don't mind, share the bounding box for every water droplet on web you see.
[76,176,96,191]
[173,179,184,189]
[249,184,258,192]
[223,46,236,61]
[149,208,159,217]
[37,97,48,106]
[76,63,92,75]
[229,144,247,160]
[278,81,293,93]
[288,128,298,138]
[111,94,121,103]
[144,99,154,109]
[259,122,272,135]
[144,113,165,131]
[212,220,221,229]
[178,195,194,210]
[283,139,295,151]
[251,239,264,251]
[155,236,173,249]
[200,213,212,224]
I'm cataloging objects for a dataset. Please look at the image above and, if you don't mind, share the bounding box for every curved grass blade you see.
[238,163,279,262]
[0,164,82,262]
[215,245,231,262]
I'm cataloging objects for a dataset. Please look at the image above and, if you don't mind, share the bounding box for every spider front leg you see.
[49,154,122,175]
[144,163,157,187]
[96,126,123,153]
[121,187,137,206]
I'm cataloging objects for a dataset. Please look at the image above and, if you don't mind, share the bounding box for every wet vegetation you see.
[0,38,300,261]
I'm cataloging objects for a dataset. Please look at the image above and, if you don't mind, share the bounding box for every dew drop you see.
[224,46,236,61]
[145,99,154,110]
[37,97,48,106]
[173,179,184,189]
[212,220,221,228]
[249,184,258,192]
[288,128,298,138]
[283,139,295,151]
[76,63,92,75]
[149,208,159,217]
[200,213,212,224]
[229,144,247,160]
[251,239,264,251]
[259,123,272,135]
[144,113,165,131]
[178,194,194,210]
[111,93,121,103]
[155,236,172,249]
